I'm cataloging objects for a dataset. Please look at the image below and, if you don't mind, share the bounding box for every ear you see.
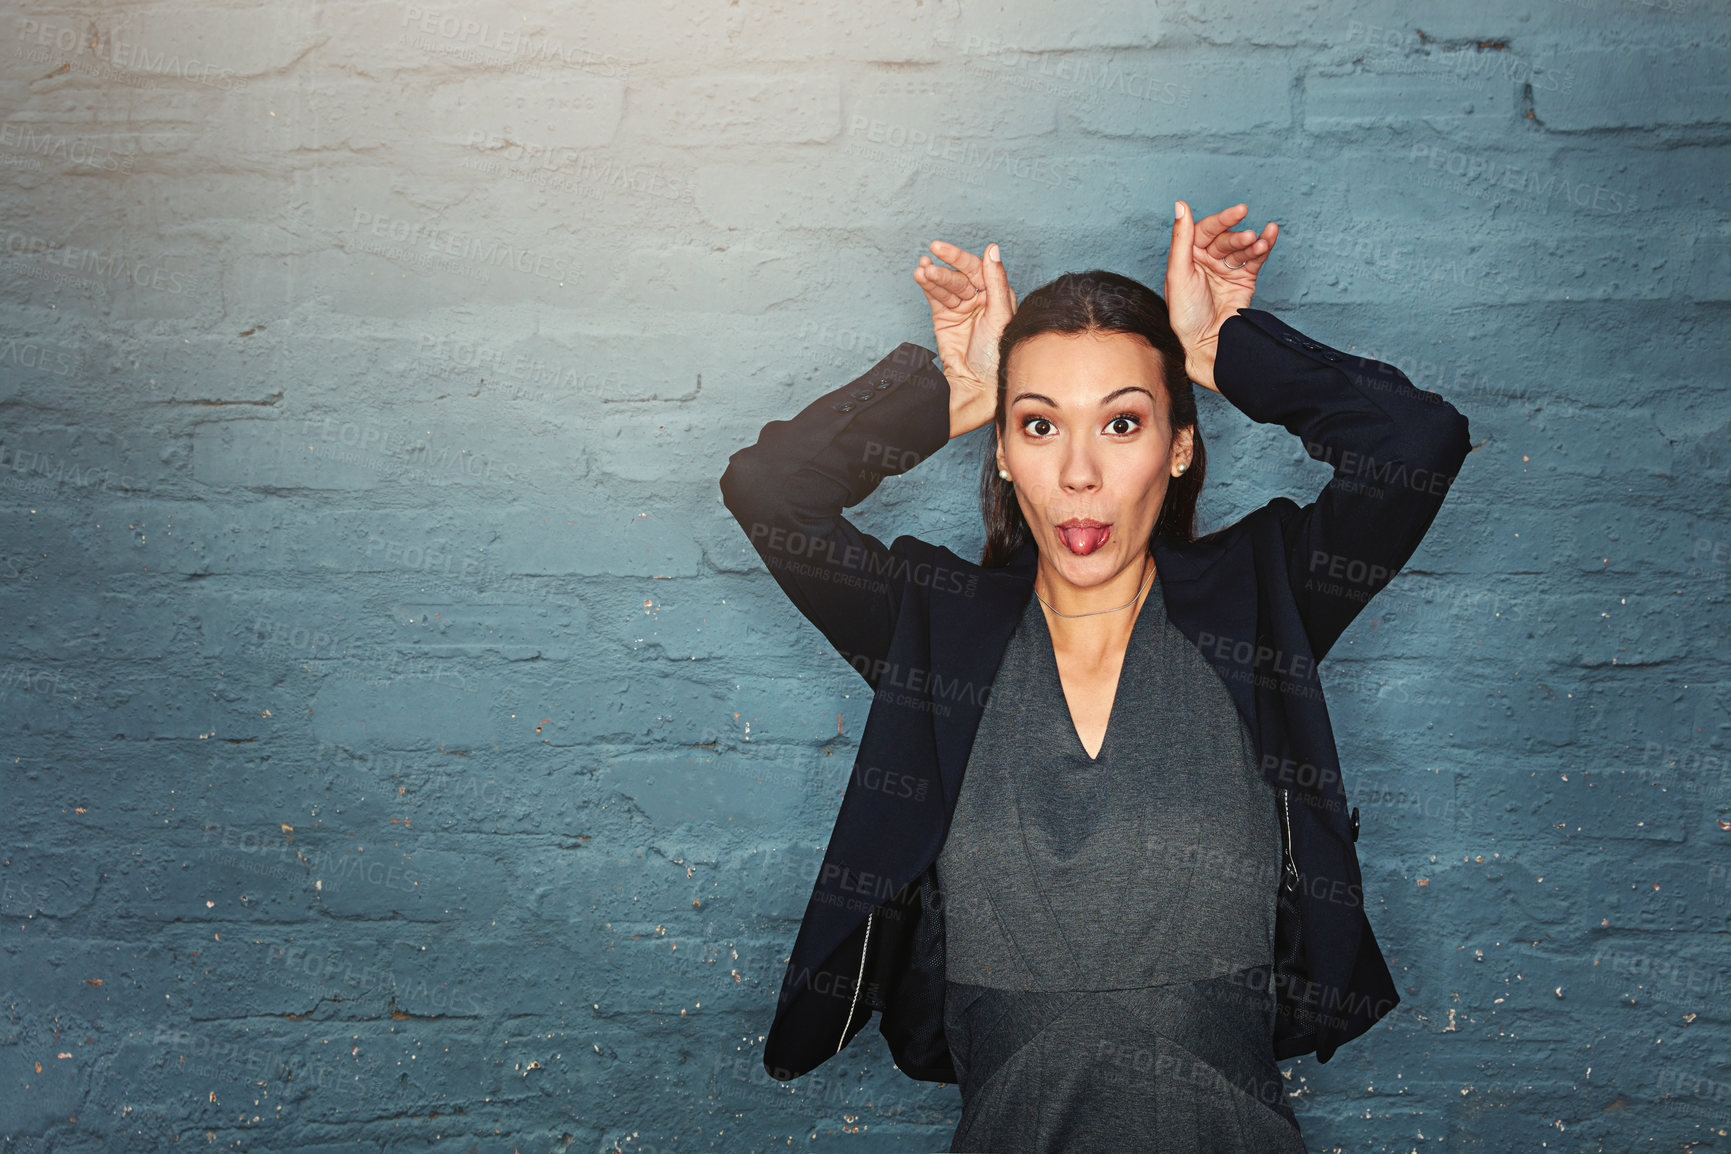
[994,432,1008,476]
[1171,424,1195,474]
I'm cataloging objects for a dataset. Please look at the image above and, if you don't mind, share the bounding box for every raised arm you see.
[721,239,1021,685]
[1162,199,1472,661]
[1214,310,1472,662]
[717,343,954,688]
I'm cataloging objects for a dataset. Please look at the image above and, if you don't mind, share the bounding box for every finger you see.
[928,239,983,270]
[914,275,967,313]
[1191,203,1250,249]
[1191,211,1244,255]
[928,240,987,290]
[919,260,978,293]
[1203,228,1260,260]
[916,267,979,312]
[1217,221,1280,276]
[1169,200,1196,283]
[982,242,1016,324]
[1237,221,1280,270]
[917,262,982,306]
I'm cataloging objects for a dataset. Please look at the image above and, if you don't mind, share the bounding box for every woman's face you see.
[995,329,1193,590]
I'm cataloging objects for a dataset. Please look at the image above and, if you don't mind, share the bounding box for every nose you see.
[1058,435,1101,495]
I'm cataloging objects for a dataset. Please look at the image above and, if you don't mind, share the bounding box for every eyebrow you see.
[1009,385,1157,408]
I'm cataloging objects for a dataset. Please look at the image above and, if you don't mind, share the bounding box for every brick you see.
[308,675,498,748]
[604,243,804,317]
[546,0,737,64]
[192,417,377,490]
[427,71,624,149]
[599,751,817,831]
[1271,219,1680,303]
[726,0,958,64]
[0,496,700,582]
[0,851,96,919]
[1063,50,1288,136]
[577,579,721,661]
[697,141,1096,230]
[630,73,842,147]
[118,330,300,406]
[383,2,637,82]
[949,0,1167,51]
[1182,4,1584,49]
[1306,65,1519,130]
[484,504,703,578]
[312,844,506,921]
[1534,45,1731,130]
[193,411,539,491]
[1334,140,1651,224]
[849,73,1059,142]
[1686,236,1731,301]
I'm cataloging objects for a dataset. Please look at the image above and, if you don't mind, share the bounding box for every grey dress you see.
[935,574,1307,1153]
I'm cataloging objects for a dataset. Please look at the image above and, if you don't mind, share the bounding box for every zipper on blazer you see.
[837,908,874,1054]
[1279,788,1299,896]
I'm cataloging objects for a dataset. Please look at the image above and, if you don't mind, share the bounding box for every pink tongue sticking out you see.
[1058,524,1110,556]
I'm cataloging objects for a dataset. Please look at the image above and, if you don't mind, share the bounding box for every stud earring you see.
[1175,462,1188,475]
[998,467,1012,482]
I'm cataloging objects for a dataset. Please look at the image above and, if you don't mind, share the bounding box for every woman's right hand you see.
[913,240,1017,440]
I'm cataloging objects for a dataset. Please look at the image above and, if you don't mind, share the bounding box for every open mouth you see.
[1055,518,1111,556]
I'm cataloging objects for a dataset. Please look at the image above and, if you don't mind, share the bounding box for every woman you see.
[719,202,1473,1151]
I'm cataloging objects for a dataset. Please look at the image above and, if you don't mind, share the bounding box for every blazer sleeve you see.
[718,342,955,688]
[1212,308,1474,664]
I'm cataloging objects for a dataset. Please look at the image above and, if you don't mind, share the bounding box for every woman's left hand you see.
[1164,201,1279,393]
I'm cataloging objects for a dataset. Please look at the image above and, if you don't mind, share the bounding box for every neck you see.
[1034,551,1155,655]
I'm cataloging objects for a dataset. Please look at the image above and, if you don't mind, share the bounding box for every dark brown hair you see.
[978,270,1206,568]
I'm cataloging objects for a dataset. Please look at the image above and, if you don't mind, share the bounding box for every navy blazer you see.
[719,308,1473,1083]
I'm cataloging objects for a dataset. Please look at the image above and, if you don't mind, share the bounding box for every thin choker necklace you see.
[1035,554,1155,618]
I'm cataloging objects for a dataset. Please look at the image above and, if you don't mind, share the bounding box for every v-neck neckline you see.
[1031,575,1161,764]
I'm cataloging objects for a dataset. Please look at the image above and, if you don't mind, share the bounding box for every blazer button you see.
[1350,805,1360,842]
[1324,353,1343,362]
[853,390,875,401]
[875,378,893,390]
[834,402,856,412]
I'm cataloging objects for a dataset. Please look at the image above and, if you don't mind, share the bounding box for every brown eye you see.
[1023,416,1054,437]
[1107,414,1141,435]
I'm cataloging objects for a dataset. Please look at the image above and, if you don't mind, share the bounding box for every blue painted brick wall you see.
[1,0,1728,1150]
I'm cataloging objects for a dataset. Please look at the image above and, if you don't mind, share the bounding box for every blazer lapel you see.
[930,539,1038,812]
